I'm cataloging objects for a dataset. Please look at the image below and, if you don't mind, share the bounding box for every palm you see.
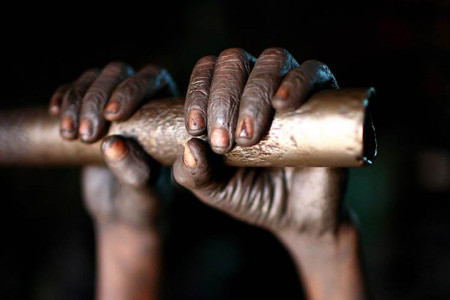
[190,165,346,233]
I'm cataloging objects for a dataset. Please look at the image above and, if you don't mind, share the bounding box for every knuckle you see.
[258,48,297,74]
[195,55,216,68]
[103,61,134,77]
[105,61,128,71]
[81,68,101,78]
[142,64,161,72]
[260,47,288,58]
[117,78,142,98]
[291,66,314,84]
[139,64,162,78]
[300,60,338,88]
[303,59,324,67]
[303,59,331,74]
[218,48,249,65]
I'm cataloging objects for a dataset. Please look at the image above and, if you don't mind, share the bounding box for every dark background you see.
[1,0,450,299]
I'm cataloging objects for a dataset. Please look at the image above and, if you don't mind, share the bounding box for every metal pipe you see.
[0,88,377,167]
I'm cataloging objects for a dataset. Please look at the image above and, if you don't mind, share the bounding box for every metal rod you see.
[0,88,377,168]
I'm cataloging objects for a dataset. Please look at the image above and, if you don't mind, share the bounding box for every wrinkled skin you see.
[174,48,368,300]
[50,62,177,300]
[174,47,346,235]
[49,61,177,226]
[50,52,368,300]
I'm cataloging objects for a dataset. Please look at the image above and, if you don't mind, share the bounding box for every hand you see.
[49,62,176,300]
[173,47,345,236]
[81,138,161,300]
[173,48,368,300]
[49,61,177,143]
[48,61,177,225]
[81,135,159,228]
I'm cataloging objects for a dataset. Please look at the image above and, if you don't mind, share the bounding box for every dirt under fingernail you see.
[188,109,205,131]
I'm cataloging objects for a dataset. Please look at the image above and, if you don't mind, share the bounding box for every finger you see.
[104,65,177,121]
[172,138,215,192]
[49,83,71,116]
[208,48,256,154]
[60,68,100,140]
[101,135,157,187]
[184,55,216,136]
[172,138,249,218]
[236,48,298,146]
[272,59,339,112]
[79,62,134,143]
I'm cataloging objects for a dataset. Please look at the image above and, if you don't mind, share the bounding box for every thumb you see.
[172,138,235,205]
[101,135,158,187]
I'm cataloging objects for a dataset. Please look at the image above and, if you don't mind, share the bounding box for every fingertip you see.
[101,136,128,161]
[104,98,120,119]
[173,138,211,189]
[272,85,301,112]
[49,96,62,116]
[79,118,93,141]
[104,97,130,121]
[104,91,133,121]
[60,115,77,140]
[186,137,210,163]
[49,104,60,116]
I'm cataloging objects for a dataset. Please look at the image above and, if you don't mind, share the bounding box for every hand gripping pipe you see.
[0,88,377,168]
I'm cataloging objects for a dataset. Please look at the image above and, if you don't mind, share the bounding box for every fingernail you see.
[237,117,253,139]
[188,109,205,132]
[61,115,74,133]
[183,143,197,168]
[79,119,93,139]
[103,138,128,161]
[275,86,290,100]
[210,128,230,149]
[104,99,120,115]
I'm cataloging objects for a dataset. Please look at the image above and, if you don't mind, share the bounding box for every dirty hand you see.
[49,62,177,300]
[173,48,347,236]
[49,61,177,227]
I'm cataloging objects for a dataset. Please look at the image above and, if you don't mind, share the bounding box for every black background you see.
[1,0,450,299]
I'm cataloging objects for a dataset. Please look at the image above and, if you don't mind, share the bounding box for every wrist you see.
[275,221,369,300]
[275,218,359,251]
[96,221,160,300]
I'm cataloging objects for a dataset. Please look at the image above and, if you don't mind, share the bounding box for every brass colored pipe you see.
[0,88,377,167]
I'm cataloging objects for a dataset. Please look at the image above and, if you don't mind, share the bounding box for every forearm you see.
[276,222,369,300]
[95,221,160,300]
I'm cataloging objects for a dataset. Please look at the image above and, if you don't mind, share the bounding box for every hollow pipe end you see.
[362,87,378,166]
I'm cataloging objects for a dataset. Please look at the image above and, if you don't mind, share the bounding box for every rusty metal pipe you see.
[0,88,377,168]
